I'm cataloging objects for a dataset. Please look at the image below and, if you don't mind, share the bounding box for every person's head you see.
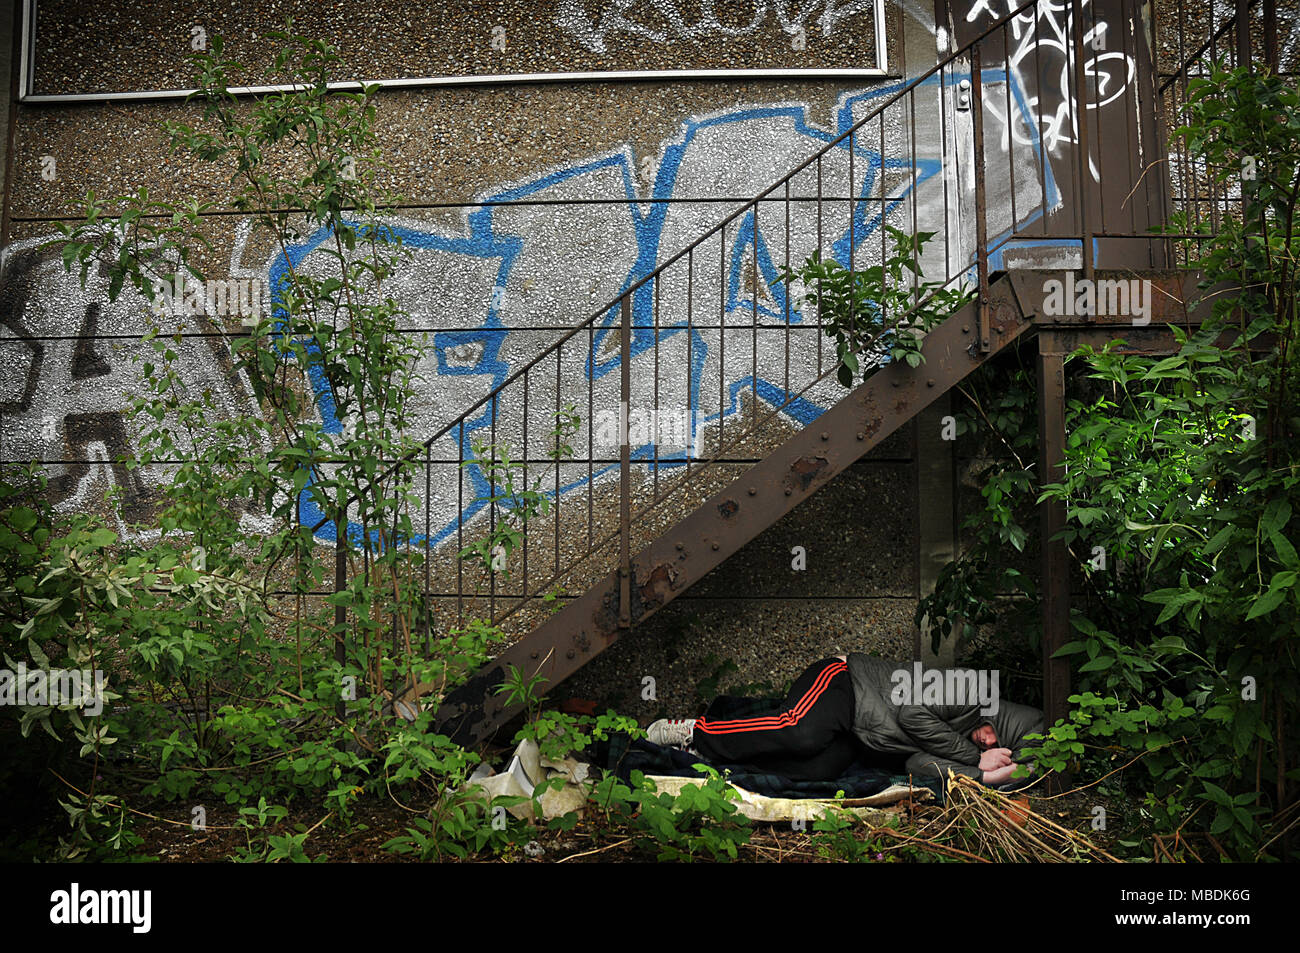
[970,702,1046,758]
[970,723,999,750]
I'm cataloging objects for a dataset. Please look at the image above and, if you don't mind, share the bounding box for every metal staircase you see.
[357,0,1276,744]
[434,273,1036,745]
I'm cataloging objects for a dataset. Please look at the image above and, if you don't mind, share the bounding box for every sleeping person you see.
[646,654,1044,787]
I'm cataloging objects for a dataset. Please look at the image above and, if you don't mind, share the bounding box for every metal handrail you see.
[1157,0,1262,93]
[314,0,1047,539]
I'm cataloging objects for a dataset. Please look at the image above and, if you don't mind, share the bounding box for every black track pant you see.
[692,657,860,781]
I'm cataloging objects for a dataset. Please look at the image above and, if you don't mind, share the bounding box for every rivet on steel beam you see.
[784,488,793,496]
[711,542,720,551]
[675,541,684,550]
[962,325,970,333]
[530,651,538,659]
[566,649,576,659]
[820,432,829,440]
[927,379,935,387]
[747,487,757,495]
[891,380,900,387]
[856,432,864,440]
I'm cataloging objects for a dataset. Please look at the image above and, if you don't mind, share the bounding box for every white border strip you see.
[875,0,889,73]
[20,68,895,104]
[18,0,35,100]
[18,0,893,104]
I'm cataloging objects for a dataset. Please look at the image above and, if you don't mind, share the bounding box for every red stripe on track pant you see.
[693,657,859,781]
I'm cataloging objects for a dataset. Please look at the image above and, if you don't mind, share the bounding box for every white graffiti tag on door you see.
[964,0,1136,177]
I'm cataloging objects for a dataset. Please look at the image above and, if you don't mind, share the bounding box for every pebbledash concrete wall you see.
[0,0,1142,721]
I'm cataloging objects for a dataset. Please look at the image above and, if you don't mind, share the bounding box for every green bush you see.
[918,64,1299,861]
[0,26,521,862]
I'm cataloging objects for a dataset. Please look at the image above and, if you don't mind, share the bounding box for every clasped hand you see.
[978,747,1013,771]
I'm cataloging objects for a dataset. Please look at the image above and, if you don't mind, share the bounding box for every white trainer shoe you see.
[646,718,696,749]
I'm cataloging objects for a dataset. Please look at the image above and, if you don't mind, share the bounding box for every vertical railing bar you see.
[1205,36,1220,239]
[457,421,464,627]
[751,199,758,431]
[686,248,693,477]
[293,470,302,686]
[909,85,920,305]
[554,342,561,591]
[1064,1,1085,248]
[619,294,632,628]
[1174,0,1191,261]
[972,40,991,352]
[816,155,823,379]
[719,222,725,456]
[1070,0,1096,280]
[489,393,497,621]
[1091,1,1108,239]
[1003,23,1017,243]
[334,517,347,723]
[522,366,529,607]
[1119,0,1140,252]
[361,501,370,692]
[849,127,856,359]
[1265,0,1277,69]
[1034,14,1048,239]
[1133,0,1149,243]
[878,113,886,331]
[784,179,791,404]
[398,458,409,657]
[654,270,661,497]
[424,442,431,654]
[586,326,593,552]
[1176,0,1192,265]
[941,60,952,278]
[1236,0,1249,67]
[362,506,371,693]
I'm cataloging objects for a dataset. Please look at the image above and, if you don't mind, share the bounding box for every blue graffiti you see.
[274,72,1064,547]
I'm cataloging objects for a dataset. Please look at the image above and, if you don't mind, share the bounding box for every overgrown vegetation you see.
[917,64,1299,861]
[3,29,1294,865]
[775,225,974,386]
[4,28,483,860]
[0,27,647,863]
[1,26,846,866]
